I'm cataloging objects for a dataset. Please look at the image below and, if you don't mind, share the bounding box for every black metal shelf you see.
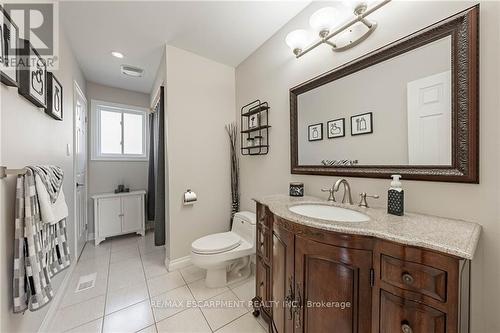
[241,105,270,117]
[240,100,270,156]
[241,125,271,134]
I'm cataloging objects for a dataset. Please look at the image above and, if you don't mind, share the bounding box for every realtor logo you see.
[3,2,59,68]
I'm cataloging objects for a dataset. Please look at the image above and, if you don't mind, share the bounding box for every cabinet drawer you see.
[381,255,447,302]
[257,225,271,262]
[380,290,446,333]
[256,257,271,312]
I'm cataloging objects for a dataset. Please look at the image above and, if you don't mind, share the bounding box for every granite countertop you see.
[254,194,481,260]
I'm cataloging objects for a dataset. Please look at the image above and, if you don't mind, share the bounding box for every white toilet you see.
[191,211,256,288]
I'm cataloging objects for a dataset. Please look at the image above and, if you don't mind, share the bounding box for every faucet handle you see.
[358,192,379,208]
[321,188,336,202]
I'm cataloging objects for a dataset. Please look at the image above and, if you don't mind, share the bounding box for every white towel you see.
[35,175,68,225]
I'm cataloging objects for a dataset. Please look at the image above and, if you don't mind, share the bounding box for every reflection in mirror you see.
[298,36,452,166]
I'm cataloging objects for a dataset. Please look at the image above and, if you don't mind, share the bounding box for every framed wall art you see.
[46,72,63,120]
[18,38,47,108]
[0,5,19,87]
[327,118,345,139]
[308,123,323,141]
[351,112,373,136]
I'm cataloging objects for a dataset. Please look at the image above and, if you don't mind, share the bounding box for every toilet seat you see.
[192,232,241,254]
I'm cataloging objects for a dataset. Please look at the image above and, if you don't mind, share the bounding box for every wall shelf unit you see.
[240,100,270,156]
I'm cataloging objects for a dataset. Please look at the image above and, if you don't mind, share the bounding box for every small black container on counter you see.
[387,175,404,216]
[289,182,304,197]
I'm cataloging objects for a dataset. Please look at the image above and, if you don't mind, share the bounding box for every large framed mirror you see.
[290,6,478,183]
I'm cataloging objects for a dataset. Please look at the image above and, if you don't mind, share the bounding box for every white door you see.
[98,197,122,237]
[407,71,451,165]
[74,82,88,259]
[122,195,143,233]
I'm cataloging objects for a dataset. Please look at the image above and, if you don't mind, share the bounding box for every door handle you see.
[294,282,303,329]
[76,183,85,188]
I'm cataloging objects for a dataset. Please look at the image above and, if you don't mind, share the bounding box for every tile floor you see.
[46,232,268,333]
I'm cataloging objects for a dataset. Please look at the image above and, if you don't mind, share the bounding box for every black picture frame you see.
[308,123,323,141]
[350,112,373,136]
[0,5,19,87]
[327,118,345,139]
[46,72,63,120]
[18,38,47,108]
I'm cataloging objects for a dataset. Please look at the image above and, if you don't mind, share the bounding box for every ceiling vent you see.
[121,65,144,77]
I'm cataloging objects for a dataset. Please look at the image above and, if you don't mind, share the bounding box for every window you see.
[91,100,148,160]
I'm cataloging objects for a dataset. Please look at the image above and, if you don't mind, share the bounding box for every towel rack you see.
[0,166,28,179]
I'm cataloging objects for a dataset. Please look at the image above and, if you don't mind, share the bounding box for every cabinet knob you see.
[402,272,414,285]
[401,322,413,333]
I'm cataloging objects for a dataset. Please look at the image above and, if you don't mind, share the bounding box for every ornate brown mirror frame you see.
[290,6,479,183]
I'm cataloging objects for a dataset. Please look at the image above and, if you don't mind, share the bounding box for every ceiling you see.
[60,1,310,94]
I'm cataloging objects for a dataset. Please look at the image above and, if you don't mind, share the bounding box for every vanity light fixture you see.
[286,0,391,58]
[111,51,124,59]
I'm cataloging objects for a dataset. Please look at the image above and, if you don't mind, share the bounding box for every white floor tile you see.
[188,279,228,301]
[106,280,149,314]
[150,285,195,322]
[111,235,140,253]
[142,252,168,278]
[215,312,266,333]
[156,308,211,333]
[60,272,108,308]
[179,265,206,284]
[79,242,111,262]
[65,317,103,333]
[136,325,157,333]
[102,300,154,333]
[110,246,141,264]
[200,290,248,331]
[50,296,105,332]
[138,232,164,255]
[108,258,145,292]
[147,271,185,297]
[230,278,255,309]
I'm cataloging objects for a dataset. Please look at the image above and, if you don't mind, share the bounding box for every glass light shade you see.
[285,29,312,53]
[309,7,340,34]
[342,0,377,14]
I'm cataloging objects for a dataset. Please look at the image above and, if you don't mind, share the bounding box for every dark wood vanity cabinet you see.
[254,203,471,333]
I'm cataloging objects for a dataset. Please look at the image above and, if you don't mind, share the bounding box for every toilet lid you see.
[192,232,241,254]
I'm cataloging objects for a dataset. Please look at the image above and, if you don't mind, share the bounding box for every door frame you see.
[73,80,88,259]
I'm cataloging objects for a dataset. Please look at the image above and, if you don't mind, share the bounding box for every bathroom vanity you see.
[252,195,481,333]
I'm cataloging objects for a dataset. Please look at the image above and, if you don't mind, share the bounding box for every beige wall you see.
[0,29,86,332]
[165,45,236,260]
[86,82,150,236]
[236,2,499,332]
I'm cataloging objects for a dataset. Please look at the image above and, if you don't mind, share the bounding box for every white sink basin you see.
[289,204,370,223]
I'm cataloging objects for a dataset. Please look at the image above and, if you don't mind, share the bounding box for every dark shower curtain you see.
[147,86,165,246]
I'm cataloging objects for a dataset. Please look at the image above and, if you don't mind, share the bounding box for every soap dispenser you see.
[388,175,404,216]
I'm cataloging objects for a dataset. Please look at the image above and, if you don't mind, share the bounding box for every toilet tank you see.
[231,211,256,246]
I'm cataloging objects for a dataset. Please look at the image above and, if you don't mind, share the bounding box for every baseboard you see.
[165,255,192,272]
[38,262,76,332]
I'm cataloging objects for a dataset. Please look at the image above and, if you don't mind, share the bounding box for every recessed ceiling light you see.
[121,65,144,78]
[111,51,124,59]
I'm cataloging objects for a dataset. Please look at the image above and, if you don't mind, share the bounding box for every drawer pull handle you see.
[401,322,413,333]
[402,272,414,285]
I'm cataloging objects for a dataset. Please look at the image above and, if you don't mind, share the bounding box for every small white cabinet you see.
[92,190,146,245]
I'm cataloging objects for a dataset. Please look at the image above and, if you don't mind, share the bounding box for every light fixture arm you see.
[295,0,391,58]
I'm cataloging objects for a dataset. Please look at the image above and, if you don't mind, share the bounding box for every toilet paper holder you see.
[183,189,197,205]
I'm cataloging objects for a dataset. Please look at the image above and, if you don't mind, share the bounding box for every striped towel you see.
[29,165,64,204]
[13,169,71,313]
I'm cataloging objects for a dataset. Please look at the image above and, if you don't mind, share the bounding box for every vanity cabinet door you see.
[121,195,144,233]
[98,197,122,237]
[272,222,295,333]
[379,290,446,333]
[294,236,372,333]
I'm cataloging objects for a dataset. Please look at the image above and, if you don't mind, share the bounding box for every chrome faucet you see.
[321,178,353,204]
